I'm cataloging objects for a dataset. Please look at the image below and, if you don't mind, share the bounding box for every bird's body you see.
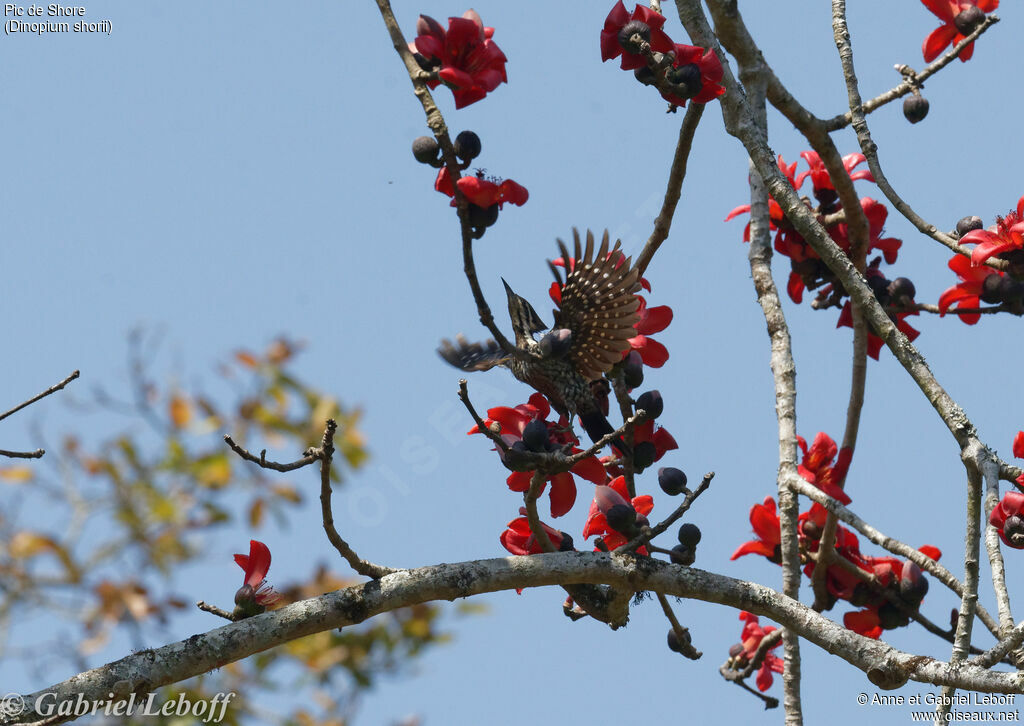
[439,229,642,450]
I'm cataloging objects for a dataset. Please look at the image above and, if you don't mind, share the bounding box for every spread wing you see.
[437,334,510,372]
[550,229,641,380]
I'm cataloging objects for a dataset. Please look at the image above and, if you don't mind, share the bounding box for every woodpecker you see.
[438,229,642,452]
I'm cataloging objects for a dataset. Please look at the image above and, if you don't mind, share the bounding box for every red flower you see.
[797,432,853,504]
[962,196,1024,267]
[837,300,920,360]
[582,475,654,551]
[435,167,529,209]
[234,539,279,608]
[938,253,1003,324]
[627,417,677,460]
[469,393,607,518]
[795,151,874,196]
[731,496,781,561]
[991,491,1024,548]
[725,154,801,242]
[737,612,784,692]
[659,44,725,107]
[411,11,508,109]
[627,294,673,368]
[920,0,998,63]
[500,507,570,555]
[1014,431,1024,459]
[844,607,883,639]
[828,198,902,264]
[600,1,674,70]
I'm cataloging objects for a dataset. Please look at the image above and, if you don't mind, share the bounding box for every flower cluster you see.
[410,11,508,109]
[725,612,785,692]
[940,197,1024,323]
[920,0,998,63]
[470,393,606,517]
[732,433,940,638]
[600,2,725,109]
[725,151,918,359]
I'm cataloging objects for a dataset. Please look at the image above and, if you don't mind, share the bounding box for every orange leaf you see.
[234,350,259,368]
[169,394,192,429]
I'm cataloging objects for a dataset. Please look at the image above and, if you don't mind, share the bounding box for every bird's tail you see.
[579,410,630,457]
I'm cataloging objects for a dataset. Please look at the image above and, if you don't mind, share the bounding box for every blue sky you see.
[4,1,1024,724]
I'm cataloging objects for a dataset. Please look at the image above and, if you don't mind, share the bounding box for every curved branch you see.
[10,553,1024,726]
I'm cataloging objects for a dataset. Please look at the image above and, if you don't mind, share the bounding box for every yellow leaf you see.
[9,531,56,558]
[249,498,265,527]
[169,394,192,429]
[0,466,33,483]
[271,484,302,504]
[196,454,232,488]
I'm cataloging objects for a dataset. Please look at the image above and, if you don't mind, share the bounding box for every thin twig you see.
[0,370,79,423]
[980,459,1015,636]
[317,420,395,579]
[636,102,705,276]
[523,471,557,553]
[656,592,702,659]
[373,0,513,352]
[458,379,509,453]
[223,435,318,472]
[196,601,236,621]
[0,448,45,459]
[822,15,1000,131]
[623,472,714,551]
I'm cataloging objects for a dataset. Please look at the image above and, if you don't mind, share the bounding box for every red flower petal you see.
[923,23,958,62]
[1014,431,1024,459]
[548,472,577,518]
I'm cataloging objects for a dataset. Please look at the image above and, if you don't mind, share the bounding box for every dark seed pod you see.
[997,276,1023,302]
[558,532,575,552]
[956,215,984,237]
[617,20,651,54]
[728,643,745,659]
[953,5,985,35]
[887,277,916,304]
[677,522,701,548]
[903,95,929,124]
[454,130,482,161]
[467,203,499,229]
[1004,514,1024,548]
[669,543,695,566]
[981,273,1004,303]
[634,66,657,86]
[605,504,638,535]
[665,63,702,98]
[412,135,441,164]
[878,602,910,630]
[658,467,688,496]
[635,390,664,419]
[632,441,657,471]
[899,569,929,607]
[622,351,644,388]
[667,628,691,653]
[521,419,550,453]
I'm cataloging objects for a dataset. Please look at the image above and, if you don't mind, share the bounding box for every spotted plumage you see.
[438,229,642,450]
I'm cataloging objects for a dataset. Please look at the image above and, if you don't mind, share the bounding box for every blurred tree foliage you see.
[0,333,449,725]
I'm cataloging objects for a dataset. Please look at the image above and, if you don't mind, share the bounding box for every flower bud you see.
[622,351,645,388]
[467,203,499,229]
[677,522,701,548]
[521,419,551,453]
[953,5,985,35]
[658,466,688,495]
[412,135,441,164]
[956,215,984,237]
[632,441,657,470]
[903,95,929,124]
[635,390,664,419]
[539,328,573,358]
[667,628,691,653]
[454,130,482,161]
[605,503,638,535]
[887,277,916,304]
[1004,514,1024,548]
[669,543,695,566]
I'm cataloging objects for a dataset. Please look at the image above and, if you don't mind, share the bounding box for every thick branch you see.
[11,553,1024,725]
